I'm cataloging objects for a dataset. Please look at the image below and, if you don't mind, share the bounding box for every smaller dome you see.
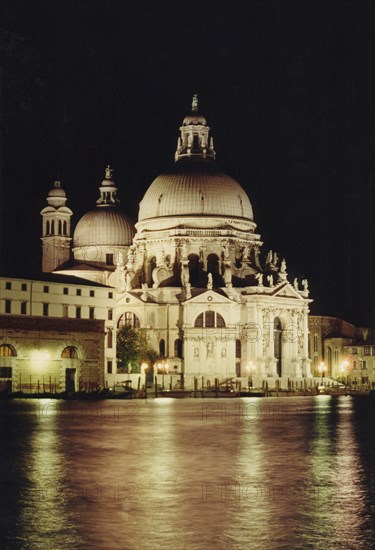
[48,181,66,198]
[73,208,135,248]
[183,113,207,126]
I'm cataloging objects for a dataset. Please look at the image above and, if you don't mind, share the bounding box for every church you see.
[1,98,313,392]
[39,96,313,389]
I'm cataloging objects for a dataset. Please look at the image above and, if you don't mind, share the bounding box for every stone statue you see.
[272,252,279,267]
[207,272,213,289]
[242,245,250,262]
[266,250,273,266]
[293,278,299,290]
[255,273,264,286]
[223,242,230,261]
[302,279,309,291]
[280,259,287,273]
[186,282,192,299]
[192,93,198,111]
[194,347,199,358]
[181,261,190,287]
[125,272,132,292]
[267,274,274,287]
[105,165,113,179]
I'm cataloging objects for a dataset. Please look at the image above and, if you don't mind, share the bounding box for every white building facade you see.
[37,98,313,388]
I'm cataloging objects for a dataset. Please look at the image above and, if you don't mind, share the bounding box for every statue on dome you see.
[105,165,113,179]
[192,94,198,111]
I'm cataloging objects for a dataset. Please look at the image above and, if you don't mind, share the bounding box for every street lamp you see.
[318,361,326,385]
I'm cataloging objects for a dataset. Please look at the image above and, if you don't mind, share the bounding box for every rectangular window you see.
[352,347,358,355]
[21,302,27,315]
[76,289,82,296]
[107,329,113,348]
[107,361,113,374]
[108,309,113,321]
[21,283,27,291]
[108,292,113,299]
[63,305,68,317]
[360,360,367,370]
[352,360,357,370]
[89,307,95,320]
[364,346,371,356]
[63,288,69,295]
[5,282,11,290]
[43,303,49,316]
[43,286,49,293]
[5,300,11,314]
[106,254,114,266]
[90,290,95,297]
[76,306,81,319]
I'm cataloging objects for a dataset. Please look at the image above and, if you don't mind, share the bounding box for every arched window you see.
[51,220,55,234]
[63,221,67,235]
[194,311,226,328]
[58,220,62,235]
[61,346,78,359]
[0,344,17,357]
[274,317,282,377]
[46,220,50,235]
[174,339,182,358]
[117,312,141,328]
[159,339,166,357]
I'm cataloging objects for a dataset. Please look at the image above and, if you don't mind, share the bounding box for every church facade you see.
[38,97,313,388]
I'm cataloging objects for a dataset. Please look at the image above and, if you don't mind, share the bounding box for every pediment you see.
[271,282,303,299]
[117,291,152,304]
[184,289,234,305]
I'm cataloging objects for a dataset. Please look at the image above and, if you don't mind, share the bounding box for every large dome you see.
[138,158,253,222]
[73,208,135,247]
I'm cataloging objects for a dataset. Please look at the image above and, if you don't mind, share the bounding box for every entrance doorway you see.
[65,368,76,393]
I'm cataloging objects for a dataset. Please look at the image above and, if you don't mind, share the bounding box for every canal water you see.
[0,396,374,549]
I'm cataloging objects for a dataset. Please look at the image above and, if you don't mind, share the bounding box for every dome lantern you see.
[96,165,119,207]
[175,94,216,162]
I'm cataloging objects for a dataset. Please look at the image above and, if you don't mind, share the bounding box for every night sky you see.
[0,0,374,325]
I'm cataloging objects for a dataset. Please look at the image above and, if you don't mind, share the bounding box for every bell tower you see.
[40,181,73,272]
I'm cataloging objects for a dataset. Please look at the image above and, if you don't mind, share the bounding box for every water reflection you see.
[0,397,374,549]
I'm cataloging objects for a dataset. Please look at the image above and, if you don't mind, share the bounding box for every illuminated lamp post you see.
[318,362,326,385]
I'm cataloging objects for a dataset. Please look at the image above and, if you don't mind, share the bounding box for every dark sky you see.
[0,0,374,325]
